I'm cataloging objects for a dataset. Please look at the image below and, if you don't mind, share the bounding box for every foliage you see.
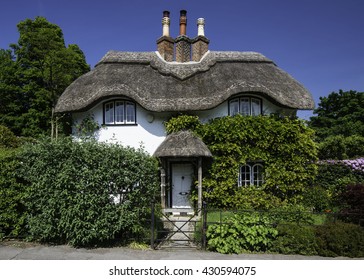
[165,115,202,135]
[271,224,318,255]
[0,125,19,148]
[302,186,331,212]
[338,184,364,224]
[0,17,89,137]
[19,137,159,247]
[0,148,28,238]
[318,135,364,160]
[308,160,364,210]
[166,115,318,209]
[309,90,364,141]
[74,114,102,139]
[266,204,315,225]
[206,213,278,254]
[315,222,364,258]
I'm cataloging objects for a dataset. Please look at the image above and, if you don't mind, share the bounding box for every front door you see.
[171,163,193,208]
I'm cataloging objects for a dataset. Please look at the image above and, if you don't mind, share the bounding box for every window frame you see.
[103,100,137,126]
[229,96,262,116]
[238,162,264,187]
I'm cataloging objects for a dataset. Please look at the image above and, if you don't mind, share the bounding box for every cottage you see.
[55,10,314,211]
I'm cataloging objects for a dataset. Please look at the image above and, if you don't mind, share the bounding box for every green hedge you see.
[315,222,364,258]
[17,137,159,247]
[0,148,27,239]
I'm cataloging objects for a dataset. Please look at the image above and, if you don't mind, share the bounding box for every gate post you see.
[202,201,208,250]
[151,201,155,249]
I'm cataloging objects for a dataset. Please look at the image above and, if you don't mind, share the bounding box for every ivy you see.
[165,115,318,209]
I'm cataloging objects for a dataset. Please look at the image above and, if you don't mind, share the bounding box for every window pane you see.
[251,98,261,116]
[115,101,124,123]
[240,165,251,187]
[253,164,264,186]
[126,102,135,123]
[229,99,239,116]
[240,98,250,116]
[105,102,114,124]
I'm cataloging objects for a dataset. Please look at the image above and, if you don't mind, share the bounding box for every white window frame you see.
[229,97,262,116]
[103,100,136,125]
[238,163,264,187]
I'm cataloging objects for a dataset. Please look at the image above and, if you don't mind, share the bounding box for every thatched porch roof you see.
[153,130,212,158]
[55,51,314,113]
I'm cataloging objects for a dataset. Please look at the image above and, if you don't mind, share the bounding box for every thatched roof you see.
[153,130,212,158]
[55,51,314,113]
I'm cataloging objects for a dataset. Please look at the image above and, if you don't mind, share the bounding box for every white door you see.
[172,163,194,208]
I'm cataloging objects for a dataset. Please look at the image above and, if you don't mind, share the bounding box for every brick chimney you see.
[156,11,174,62]
[192,18,209,61]
[175,10,191,63]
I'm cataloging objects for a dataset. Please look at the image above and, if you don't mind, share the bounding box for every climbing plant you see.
[165,115,318,209]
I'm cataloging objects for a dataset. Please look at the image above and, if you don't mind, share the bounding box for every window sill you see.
[103,123,138,127]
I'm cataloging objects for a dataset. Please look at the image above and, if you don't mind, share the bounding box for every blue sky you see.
[1,0,363,119]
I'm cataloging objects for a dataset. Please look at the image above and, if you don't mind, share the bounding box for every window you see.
[239,163,264,187]
[104,100,136,125]
[229,97,262,116]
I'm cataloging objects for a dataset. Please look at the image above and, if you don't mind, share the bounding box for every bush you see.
[19,137,159,247]
[302,186,331,212]
[315,222,364,257]
[271,224,318,255]
[0,125,19,148]
[0,148,27,238]
[338,184,364,224]
[312,161,364,209]
[206,213,278,254]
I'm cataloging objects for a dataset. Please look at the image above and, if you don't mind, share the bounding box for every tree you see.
[0,50,23,135]
[309,90,364,141]
[0,17,90,137]
[309,90,364,159]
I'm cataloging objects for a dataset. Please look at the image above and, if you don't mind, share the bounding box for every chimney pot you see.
[197,18,205,37]
[179,10,187,36]
[163,10,170,18]
[161,10,171,37]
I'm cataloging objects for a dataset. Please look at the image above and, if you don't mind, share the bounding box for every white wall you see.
[72,96,296,155]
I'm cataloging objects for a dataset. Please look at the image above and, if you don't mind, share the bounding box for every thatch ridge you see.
[153,130,212,158]
[55,50,314,113]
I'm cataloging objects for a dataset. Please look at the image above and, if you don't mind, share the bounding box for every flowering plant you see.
[318,158,364,174]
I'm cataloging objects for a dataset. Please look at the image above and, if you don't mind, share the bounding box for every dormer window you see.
[229,97,262,116]
[103,100,136,125]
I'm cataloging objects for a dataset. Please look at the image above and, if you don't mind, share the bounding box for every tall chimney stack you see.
[175,10,191,63]
[192,18,209,62]
[156,10,174,62]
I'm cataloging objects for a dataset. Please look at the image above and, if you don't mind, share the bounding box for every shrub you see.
[0,125,19,148]
[271,224,318,255]
[302,186,331,212]
[315,222,364,257]
[312,161,364,209]
[338,184,364,224]
[206,213,278,254]
[19,137,159,247]
[0,148,27,238]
